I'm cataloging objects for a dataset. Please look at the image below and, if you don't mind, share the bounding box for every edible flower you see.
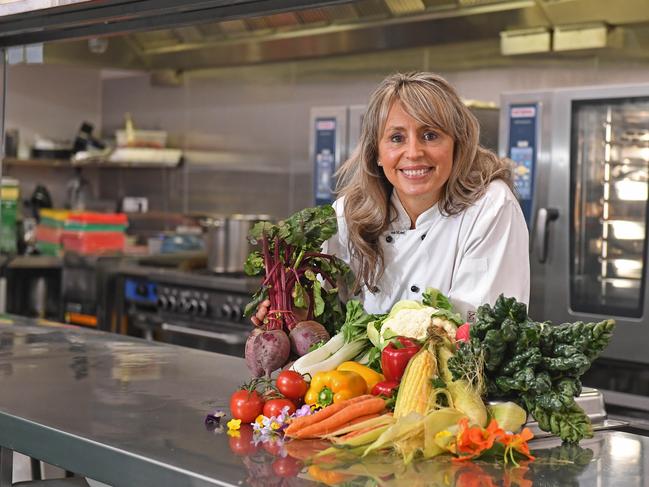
[204,409,226,433]
[500,428,535,465]
[435,418,534,465]
[293,403,316,418]
[227,418,242,435]
[252,405,293,442]
[454,418,505,461]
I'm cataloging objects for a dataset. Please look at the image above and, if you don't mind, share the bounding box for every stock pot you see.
[204,214,271,273]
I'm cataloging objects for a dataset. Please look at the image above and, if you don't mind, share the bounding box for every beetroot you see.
[289,320,330,356]
[245,328,291,377]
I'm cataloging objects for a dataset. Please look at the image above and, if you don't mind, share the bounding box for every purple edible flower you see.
[204,409,226,431]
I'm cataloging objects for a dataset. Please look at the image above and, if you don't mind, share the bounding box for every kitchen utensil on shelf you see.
[226,214,272,273]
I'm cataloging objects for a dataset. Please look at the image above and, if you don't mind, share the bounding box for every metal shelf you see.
[2,157,181,169]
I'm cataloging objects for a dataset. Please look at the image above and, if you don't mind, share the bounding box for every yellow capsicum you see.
[336,361,385,391]
[304,370,367,406]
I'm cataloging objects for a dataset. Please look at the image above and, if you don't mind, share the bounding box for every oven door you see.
[158,319,248,357]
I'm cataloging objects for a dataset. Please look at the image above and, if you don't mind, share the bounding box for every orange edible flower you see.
[500,428,535,465]
[454,419,505,461]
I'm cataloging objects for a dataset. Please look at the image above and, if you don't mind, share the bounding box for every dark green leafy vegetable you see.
[448,294,615,443]
[243,205,352,334]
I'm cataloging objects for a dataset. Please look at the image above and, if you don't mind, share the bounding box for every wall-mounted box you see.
[554,23,622,51]
[500,28,551,56]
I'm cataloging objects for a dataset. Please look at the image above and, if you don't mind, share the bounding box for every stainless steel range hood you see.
[3,0,649,70]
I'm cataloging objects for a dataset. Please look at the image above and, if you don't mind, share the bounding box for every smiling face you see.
[377,100,454,224]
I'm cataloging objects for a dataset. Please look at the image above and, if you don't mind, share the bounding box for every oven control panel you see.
[156,284,249,323]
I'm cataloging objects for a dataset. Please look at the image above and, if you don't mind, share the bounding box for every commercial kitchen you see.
[0,0,649,485]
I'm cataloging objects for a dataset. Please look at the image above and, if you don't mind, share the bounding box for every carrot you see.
[294,397,386,439]
[284,394,373,437]
[336,423,385,443]
[328,413,382,435]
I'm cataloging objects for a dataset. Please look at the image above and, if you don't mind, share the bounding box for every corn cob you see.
[393,343,438,418]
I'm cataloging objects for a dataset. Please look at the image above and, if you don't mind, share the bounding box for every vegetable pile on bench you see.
[448,295,615,443]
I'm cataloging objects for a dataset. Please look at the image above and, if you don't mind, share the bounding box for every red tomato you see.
[263,398,296,418]
[230,389,265,423]
[228,424,258,456]
[272,457,302,477]
[276,371,308,400]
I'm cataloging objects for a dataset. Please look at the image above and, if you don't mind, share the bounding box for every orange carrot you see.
[335,423,385,443]
[329,412,382,435]
[284,394,373,437]
[294,397,386,439]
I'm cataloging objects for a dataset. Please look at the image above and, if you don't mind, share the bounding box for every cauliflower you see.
[366,292,462,350]
[432,316,457,339]
[380,306,457,341]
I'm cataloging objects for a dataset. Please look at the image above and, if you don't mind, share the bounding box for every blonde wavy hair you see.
[336,71,513,291]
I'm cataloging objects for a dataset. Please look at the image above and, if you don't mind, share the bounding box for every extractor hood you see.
[2,0,649,70]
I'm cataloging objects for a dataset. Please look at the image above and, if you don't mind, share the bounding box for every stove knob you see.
[197,300,208,316]
[157,295,168,310]
[220,303,233,319]
[188,299,199,315]
[179,297,191,313]
[167,295,177,311]
[231,304,243,321]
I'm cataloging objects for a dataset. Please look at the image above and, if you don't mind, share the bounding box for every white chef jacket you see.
[323,179,530,320]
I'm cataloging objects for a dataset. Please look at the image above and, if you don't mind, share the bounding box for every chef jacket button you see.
[386,235,393,243]
[410,285,420,293]
[420,233,426,241]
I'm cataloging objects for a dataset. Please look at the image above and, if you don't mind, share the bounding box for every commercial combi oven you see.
[500,84,649,413]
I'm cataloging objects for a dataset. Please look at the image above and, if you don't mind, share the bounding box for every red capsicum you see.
[381,336,421,382]
[371,380,400,398]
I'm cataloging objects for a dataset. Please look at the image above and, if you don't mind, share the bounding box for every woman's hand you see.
[250,299,310,326]
[251,299,271,327]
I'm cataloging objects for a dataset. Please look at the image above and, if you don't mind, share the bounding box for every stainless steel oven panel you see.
[531,83,649,364]
[499,89,554,320]
[161,322,247,345]
[157,318,248,356]
[347,105,366,160]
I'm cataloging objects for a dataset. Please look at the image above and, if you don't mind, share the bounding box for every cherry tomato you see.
[276,370,308,400]
[263,398,296,418]
[228,424,258,456]
[272,456,302,477]
[230,389,265,423]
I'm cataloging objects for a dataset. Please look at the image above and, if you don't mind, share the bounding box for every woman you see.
[255,71,529,324]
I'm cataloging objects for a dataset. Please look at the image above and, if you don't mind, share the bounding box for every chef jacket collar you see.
[389,191,441,231]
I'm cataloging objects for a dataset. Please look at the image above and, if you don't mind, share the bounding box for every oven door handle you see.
[161,323,247,345]
[535,207,559,263]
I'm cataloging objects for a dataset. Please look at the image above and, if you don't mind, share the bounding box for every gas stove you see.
[116,263,259,357]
